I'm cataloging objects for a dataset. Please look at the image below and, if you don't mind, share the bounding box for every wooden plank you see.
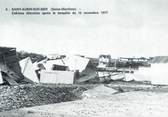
[22,77,35,84]
[4,76,19,86]
[0,64,23,82]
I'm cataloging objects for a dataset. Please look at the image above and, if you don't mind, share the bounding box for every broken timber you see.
[0,47,25,85]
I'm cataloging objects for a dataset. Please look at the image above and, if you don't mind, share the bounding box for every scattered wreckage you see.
[2,46,166,86]
[0,47,33,85]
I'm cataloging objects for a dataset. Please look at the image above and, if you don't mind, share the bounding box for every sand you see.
[1,85,168,117]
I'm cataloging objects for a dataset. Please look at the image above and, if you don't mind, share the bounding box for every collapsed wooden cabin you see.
[0,47,25,85]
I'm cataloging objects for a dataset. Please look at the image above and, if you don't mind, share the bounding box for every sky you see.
[0,0,168,58]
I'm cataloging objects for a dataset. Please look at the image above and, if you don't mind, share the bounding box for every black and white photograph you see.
[0,0,168,117]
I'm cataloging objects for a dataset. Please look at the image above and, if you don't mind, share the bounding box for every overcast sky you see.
[0,0,168,58]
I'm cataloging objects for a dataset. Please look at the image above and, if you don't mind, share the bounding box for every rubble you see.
[0,47,27,85]
[0,84,87,112]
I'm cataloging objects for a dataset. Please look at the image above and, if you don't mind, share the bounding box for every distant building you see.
[119,57,148,62]
[47,54,66,60]
[97,55,111,68]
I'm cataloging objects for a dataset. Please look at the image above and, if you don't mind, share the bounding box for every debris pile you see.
[0,47,28,85]
[0,47,152,85]
[0,84,87,112]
